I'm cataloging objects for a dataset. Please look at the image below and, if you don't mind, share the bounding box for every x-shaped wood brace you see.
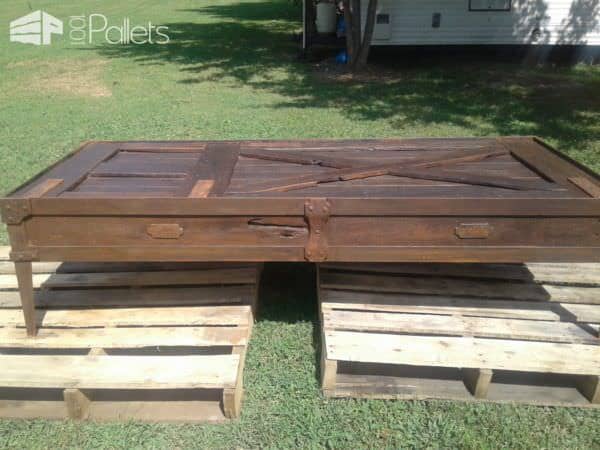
[238,147,557,193]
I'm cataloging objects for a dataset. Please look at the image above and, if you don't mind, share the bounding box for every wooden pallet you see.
[319,262,600,407]
[0,247,261,422]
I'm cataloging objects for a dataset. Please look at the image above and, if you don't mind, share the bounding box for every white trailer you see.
[369,0,600,46]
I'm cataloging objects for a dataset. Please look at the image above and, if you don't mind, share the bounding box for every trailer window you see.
[469,0,511,11]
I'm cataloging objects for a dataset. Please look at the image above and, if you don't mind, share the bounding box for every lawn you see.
[1,0,600,448]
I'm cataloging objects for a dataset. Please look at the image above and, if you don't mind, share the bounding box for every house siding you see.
[366,0,600,45]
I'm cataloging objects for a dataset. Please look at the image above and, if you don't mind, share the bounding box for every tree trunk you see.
[354,0,378,67]
[342,0,354,61]
[342,0,378,69]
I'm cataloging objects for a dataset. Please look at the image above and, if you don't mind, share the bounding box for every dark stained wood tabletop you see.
[6,137,600,200]
[1,136,599,265]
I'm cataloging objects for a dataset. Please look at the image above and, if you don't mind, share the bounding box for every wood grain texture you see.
[0,354,239,389]
[326,331,600,375]
[319,261,600,406]
[1,138,598,266]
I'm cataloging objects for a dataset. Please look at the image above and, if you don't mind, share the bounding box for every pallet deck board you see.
[324,309,599,344]
[326,331,600,375]
[323,294,600,324]
[321,262,600,286]
[0,305,251,327]
[0,354,240,389]
[0,326,249,348]
[320,272,600,303]
[0,285,254,309]
[0,268,257,290]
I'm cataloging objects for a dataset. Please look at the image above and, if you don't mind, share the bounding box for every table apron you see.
[7,214,599,263]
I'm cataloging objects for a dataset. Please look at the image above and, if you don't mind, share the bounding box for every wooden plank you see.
[240,137,495,151]
[320,272,600,304]
[0,326,249,348]
[385,168,554,191]
[322,291,600,323]
[22,179,64,198]
[503,138,588,196]
[0,305,251,327]
[8,142,119,198]
[52,261,256,273]
[241,147,507,171]
[33,245,305,263]
[63,389,91,420]
[0,285,253,309]
[25,216,308,247]
[30,197,306,216]
[235,185,570,199]
[330,370,596,407]
[326,217,599,248]
[325,331,600,375]
[323,309,599,344]
[0,354,239,389]
[327,246,600,264]
[462,369,493,399]
[116,142,207,152]
[577,375,600,403]
[0,268,257,289]
[223,346,246,419]
[0,395,228,422]
[27,196,597,217]
[240,148,520,193]
[241,165,549,194]
[328,198,600,216]
[320,263,600,286]
[189,180,215,198]
[206,143,240,196]
[569,177,600,198]
[241,166,390,193]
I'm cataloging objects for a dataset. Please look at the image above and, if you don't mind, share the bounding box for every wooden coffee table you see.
[2,137,600,335]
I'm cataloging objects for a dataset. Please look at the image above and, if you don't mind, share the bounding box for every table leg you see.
[14,261,36,336]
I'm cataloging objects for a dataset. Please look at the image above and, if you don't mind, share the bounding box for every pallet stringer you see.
[462,368,494,399]
[64,388,91,420]
[577,375,600,404]
[223,345,246,419]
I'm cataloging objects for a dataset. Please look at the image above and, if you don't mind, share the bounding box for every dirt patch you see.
[8,59,112,98]
[312,58,404,84]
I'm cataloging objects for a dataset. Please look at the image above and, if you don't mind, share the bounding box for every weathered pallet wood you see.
[0,250,261,422]
[319,262,600,407]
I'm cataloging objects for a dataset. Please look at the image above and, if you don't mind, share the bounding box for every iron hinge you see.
[304,198,331,262]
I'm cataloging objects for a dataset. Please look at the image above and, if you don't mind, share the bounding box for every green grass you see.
[0,0,599,448]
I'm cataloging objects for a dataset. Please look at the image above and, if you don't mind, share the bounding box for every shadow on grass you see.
[256,262,323,382]
[257,263,317,324]
[94,0,599,164]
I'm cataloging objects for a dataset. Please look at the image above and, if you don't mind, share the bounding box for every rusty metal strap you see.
[304,198,331,262]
